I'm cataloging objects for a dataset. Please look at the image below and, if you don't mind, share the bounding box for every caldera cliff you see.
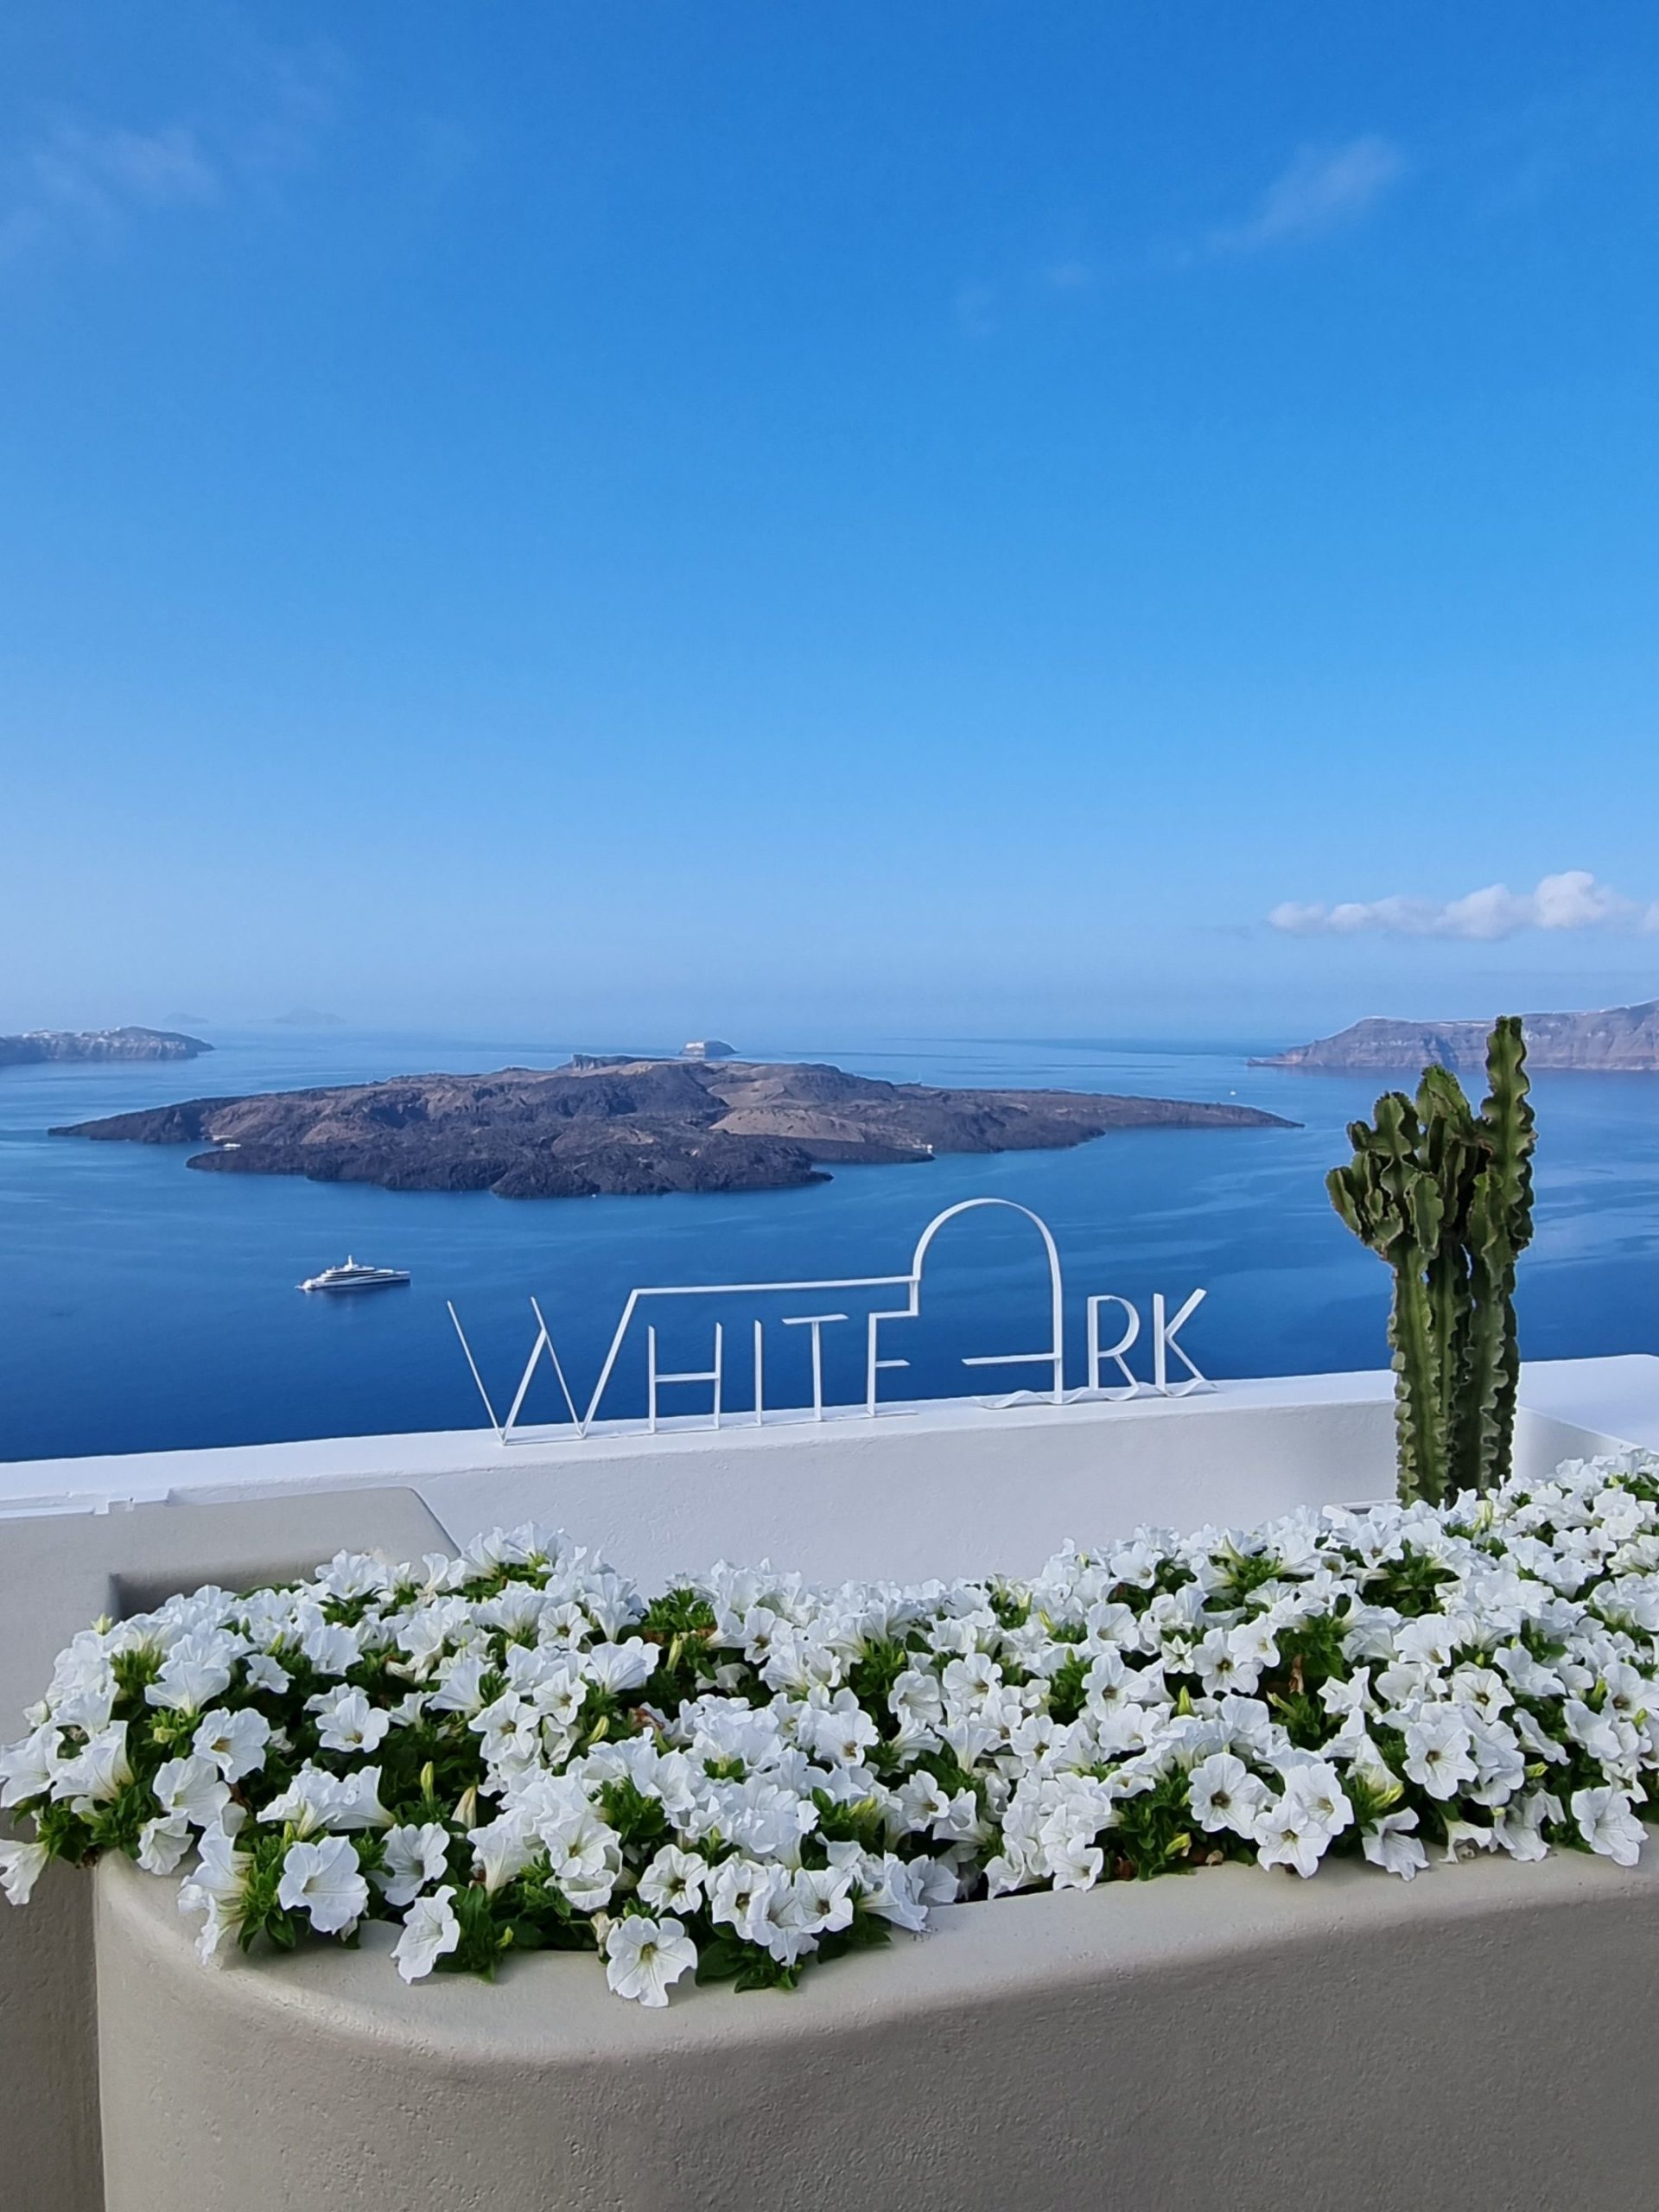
[1254,998,1659,1072]
[0,1026,211,1069]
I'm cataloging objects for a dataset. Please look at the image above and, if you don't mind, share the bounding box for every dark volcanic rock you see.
[0,1026,211,1069]
[52,1057,1294,1200]
[64,1098,231,1143]
[1254,999,1659,1073]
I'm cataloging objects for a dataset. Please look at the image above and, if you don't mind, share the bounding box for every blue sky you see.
[3,3,1658,1045]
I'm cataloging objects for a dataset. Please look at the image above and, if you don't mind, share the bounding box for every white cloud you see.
[36,122,217,211]
[1268,870,1659,942]
[1209,135,1406,256]
[1,122,222,259]
[0,42,343,265]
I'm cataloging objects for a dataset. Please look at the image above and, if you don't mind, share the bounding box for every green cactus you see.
[1457,1017,1535,1491]
[1327,1016,1535,1505]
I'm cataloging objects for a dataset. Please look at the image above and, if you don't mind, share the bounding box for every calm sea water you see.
[2,1029,1656,1462]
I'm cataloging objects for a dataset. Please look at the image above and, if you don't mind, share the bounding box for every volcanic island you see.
[53,1057,1296,1200]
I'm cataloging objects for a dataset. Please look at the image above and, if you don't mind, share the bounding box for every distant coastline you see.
[1254,998,1659,1073]
[0,1026,211,1071]
[53,1054,1295,1200]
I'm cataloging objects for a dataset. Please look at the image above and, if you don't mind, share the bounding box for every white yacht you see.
[297,1256,411,1293]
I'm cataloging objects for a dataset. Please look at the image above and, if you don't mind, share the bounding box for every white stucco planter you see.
[94,1846,1659,2212]
[10,1358,1659,2210]
[0,1491,450,2212]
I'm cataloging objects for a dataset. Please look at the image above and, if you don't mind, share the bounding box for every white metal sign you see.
[448,1196,1208,1446]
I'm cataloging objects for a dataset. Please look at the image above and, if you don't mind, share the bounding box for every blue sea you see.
[1,1029,1656,1463]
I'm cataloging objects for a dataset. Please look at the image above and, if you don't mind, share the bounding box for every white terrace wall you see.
[5,1355,1656,1585]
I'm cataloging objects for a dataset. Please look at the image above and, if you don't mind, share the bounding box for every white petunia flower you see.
[585,1640,656,1695]
[276,1835,370,1934]
[308,1687,392,1757]
[1252,1794,1332,1878]
[1192,1629,1258,1698]
[378,1821,452,1908]
[137,1813,194,1875]
[1361,1811,1427,1880]
[1319,1668,1375,1719]
[1562,1698,1632,1768]
[393,1885,461,1981]
[708,1853,772,1932]
[152,1754,232,1830]
[55,1723,134,1812]
[1493,1791,1560,1863]
[1045,1831,1104,1890]
[468,1812,538,1895]
[260,1766,352,1838]
[1441,1817,1497,1862]
[318,1551,392,1602]
[1278,1760,1353,1841]
[330,1768,394,1832]
[0,1725,63,1809]
[193,1707,271,1783]
[1187,1752,1270,1839]
[603,1913,697,2006]
[546,1809,623,1912]
[637,1844,707,1916]
[1393,1617,1459,1671]
[795,1697,879,1766]
[1226,1618,1280,1674]
[1402,1710,1478,1800]
[1571,1785,1646,1867]
[299,1619,362,1678]
[791,1864,856,1934]
[0,1838,50,1905]
[176,1823,253,1962]
[429,1655,492,1718]
[146,1633,237,1716]
[859,1853,933,1930]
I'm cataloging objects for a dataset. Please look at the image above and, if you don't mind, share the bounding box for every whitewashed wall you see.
[4,1356,1655,1586]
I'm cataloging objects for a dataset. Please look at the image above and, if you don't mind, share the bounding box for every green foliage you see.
[598,1776,671,1852]
[1327,1016,1535,1504]
[1110,1769,1196,1879]
[1207,1539,1289,1605]
[1260,1612,1355,1747]
[33,1798,96,1866]
[690,1907,891,1993]
[500,1863,601,1953]
[695,1929,798,1991]
[813,1903,893,1967]
[807,1790,886,1854]
[1046,1651,1090,1726]
[988,1583,1031,1630]
[639,1587,720,1707]
[237,1832,300,1955]
[444,1883,510,1979]
[639,1587,718,1638]
[847,1637,912,1715]
[111,1647,162,1708]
